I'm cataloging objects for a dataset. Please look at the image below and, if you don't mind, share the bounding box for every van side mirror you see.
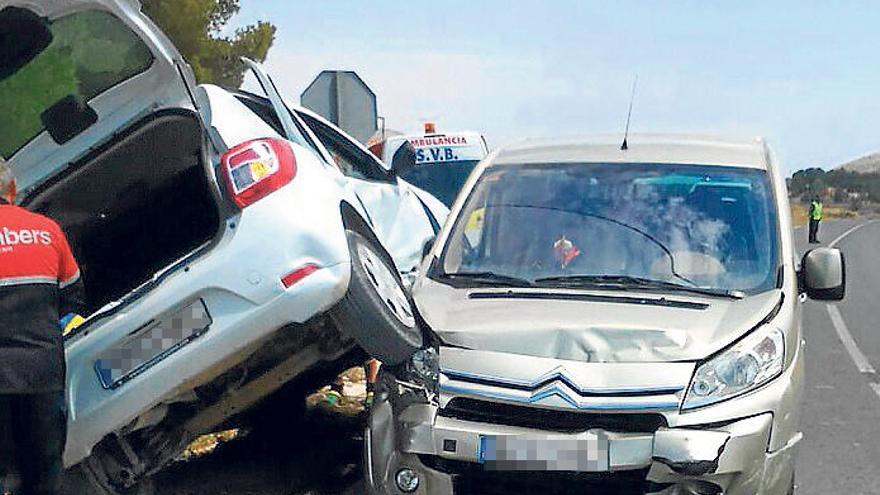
[391,141,417,176]
[801,248,846,301]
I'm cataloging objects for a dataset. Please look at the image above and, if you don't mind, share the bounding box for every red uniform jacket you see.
[0,199,85,393]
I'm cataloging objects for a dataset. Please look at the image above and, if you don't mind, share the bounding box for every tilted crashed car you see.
[366,135,846,494]
[1,0,446,492]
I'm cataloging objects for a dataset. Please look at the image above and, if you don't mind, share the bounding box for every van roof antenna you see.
[621,75,638,151]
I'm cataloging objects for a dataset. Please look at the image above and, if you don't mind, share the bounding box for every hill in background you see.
[788,162,880,208]
[838,152,880,174]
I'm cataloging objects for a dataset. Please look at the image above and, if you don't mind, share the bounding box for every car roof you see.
[492,133,771,170]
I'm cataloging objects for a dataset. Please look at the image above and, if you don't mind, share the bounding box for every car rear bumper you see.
[62,173,358,465]
[365,400,800,495]
[64,261,351,466]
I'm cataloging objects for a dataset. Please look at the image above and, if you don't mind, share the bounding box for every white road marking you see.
[826,304,875,374]
[821,219,880,400]
[828,219,878,248]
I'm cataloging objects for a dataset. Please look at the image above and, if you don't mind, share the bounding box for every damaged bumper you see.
[366,399,800,495]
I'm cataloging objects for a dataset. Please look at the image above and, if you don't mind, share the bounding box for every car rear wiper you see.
[533,275,744,299]
[438,271,534,288]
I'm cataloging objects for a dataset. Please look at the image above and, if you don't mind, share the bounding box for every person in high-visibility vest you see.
[808,196,824,244]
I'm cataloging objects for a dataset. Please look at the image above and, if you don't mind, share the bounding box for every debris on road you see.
[307,367,369,416]
[181,429,242,461]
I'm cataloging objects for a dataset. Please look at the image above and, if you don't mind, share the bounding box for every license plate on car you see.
[479,431,609,472]
[95,299,212,389]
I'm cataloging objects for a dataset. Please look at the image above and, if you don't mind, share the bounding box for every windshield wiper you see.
[533,275,744,299]
[438,271,534,288]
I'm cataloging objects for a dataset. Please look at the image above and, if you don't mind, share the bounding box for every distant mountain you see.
[838,152,880,174]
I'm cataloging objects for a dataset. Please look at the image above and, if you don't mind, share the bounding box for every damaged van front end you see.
[364,135,847,494]
[366,296,803,495]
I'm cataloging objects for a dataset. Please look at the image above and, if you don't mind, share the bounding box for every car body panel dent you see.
[419,282,783,363]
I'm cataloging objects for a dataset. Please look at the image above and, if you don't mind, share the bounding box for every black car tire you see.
[331,229,422,366]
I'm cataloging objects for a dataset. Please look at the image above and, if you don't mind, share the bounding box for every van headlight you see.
[683,327,785,410]
[408,347,440,391]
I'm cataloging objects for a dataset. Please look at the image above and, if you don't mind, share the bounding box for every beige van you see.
[365,135,846,494]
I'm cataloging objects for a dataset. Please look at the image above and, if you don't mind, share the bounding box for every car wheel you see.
[331,229,423,366]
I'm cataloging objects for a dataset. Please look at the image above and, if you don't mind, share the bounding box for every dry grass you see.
[180,429,241,460]
[306,366,368,417]
[790,203,858,226]
[790,206,808,226]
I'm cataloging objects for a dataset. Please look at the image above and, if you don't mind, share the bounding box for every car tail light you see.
[221,138,296,208]
[281,263,320,288]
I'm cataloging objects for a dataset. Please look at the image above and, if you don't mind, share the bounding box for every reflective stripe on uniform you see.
[59,269,81,289]
[0,276,57,287]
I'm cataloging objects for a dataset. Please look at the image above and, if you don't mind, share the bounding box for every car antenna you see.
[620,74,638,151]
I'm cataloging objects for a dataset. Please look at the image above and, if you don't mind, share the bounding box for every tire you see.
[331,229,422,366]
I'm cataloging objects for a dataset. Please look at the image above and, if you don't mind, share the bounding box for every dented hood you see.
[414,278,782,363]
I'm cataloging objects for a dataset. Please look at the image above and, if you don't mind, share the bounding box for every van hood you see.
[3,0,197,196]
[414,278,783,363]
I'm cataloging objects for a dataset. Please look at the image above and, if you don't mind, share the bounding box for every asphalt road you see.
[159,217,880,495]
[794,217,880,494]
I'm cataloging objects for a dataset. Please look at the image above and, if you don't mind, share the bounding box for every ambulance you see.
[370,124,489,206]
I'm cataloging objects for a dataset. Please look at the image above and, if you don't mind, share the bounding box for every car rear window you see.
[0,10,154,158]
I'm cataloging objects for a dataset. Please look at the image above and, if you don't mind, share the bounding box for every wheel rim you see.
[357,243,416,328]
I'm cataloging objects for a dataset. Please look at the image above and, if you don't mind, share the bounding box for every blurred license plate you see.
[95,299,212,389]
[480,432,609,471]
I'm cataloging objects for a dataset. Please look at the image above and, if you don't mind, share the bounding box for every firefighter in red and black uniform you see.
[0,159,85,495]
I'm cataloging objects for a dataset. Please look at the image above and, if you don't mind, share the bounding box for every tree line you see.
[143,0,276,88]
[788,168,880,205]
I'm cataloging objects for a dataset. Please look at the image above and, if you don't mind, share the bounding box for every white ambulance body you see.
[373,127,489,207]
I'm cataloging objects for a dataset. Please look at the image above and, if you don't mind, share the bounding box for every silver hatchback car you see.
[365,135,846,495]
[1,1,446,492]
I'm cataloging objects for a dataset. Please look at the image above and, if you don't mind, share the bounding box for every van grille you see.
[440,397,667,433]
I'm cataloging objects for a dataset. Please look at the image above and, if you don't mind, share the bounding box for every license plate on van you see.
[479,431,609,471]
[95,299,212,389]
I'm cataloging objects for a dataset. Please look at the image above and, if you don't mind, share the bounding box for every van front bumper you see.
[365,400,800,495]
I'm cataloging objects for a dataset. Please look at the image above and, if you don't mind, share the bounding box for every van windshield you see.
[0,10,154,158]
[439,163,780,295]
[400,159,480,207]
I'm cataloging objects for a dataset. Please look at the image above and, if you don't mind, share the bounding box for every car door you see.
[295,110,437,275]
[239,58,321,158]
[239,59,436,274]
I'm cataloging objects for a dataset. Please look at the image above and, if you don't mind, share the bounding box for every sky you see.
[231,1,880,176]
